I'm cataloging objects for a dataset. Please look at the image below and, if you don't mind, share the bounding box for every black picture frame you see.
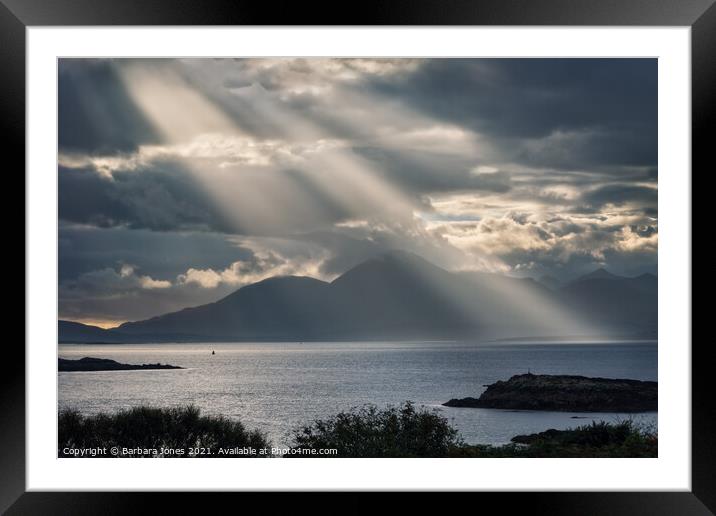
[4,0,710,513]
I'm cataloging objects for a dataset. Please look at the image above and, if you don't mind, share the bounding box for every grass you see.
[58,404,657,458]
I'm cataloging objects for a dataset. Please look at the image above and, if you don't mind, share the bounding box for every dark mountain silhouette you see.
[118,252,478,341]
[59,320,125,343]
[58,320,166,344]
[572,267,622,282]
[560,270,657,335]
[118,276,333,340]
[326,251,476,338]
[538,274,562,290]
[59,252,657,343]
[452,271,581,336]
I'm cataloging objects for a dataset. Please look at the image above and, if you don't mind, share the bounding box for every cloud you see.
[421,200,658,278]
[367,58,657,170]
[58,163,233,232]
[59,134,348,176]
[58,224,257,283]
[581,183,658,208]
[139,277,172,289]
[218,58,422,99]
[62,263,171,298]
[177,247,327,289]
[59,59,159,154]
[59,229,333,323]
[58,58,658,323]
[176,268,224,288]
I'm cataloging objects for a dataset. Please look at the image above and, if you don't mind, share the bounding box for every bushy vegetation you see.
[289,401,464,457]
[59,403,657,458]
[58,405,270,457]
[449,420,658,458]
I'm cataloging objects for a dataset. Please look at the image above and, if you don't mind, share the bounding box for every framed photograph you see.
[6,0,711,512]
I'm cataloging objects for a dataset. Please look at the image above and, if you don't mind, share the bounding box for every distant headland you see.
[443,373,657,412]
[59,357,184,372]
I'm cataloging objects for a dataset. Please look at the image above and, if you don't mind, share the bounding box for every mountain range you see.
[59,251,657,343]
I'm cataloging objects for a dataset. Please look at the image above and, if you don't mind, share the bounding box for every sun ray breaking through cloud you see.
[58,58,657,331]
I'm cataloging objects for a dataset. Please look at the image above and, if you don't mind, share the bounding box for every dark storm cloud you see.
[353,146,512,194]
[58,225,254,283]
[367,58,657,170]
[371,58,657,139]
[58,163,234,232]
[58,161,374,236]
[58,229,331,323]
[59,268,238,324]
[57,58,659,323]
[581,184,658,208]
[59,59,159,154]
[514,128,657,171]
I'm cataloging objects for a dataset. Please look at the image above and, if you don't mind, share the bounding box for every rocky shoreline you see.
[443,373,657,412]
[59,357,184,372]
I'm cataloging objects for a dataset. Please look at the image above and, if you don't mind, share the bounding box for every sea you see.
[58,340,657,447]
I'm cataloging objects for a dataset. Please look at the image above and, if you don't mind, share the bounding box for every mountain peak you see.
[243,275,326,288]
[575,268,622,282]
[332,249,447,287]
[61,250,657,343]
[376,249,432,265]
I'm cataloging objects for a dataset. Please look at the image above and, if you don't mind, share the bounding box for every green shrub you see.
[289,401,463,457]
[58,405,270,457]
[58,404,657,458]
[449,419,657,458]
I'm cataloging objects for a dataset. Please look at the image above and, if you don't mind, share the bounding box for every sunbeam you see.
[55,57,650,341]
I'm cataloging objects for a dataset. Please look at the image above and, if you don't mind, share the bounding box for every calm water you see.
[58,341,657,447]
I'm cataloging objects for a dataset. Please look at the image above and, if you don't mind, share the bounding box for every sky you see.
[58,58,658,327]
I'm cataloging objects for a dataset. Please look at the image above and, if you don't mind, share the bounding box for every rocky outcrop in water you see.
[59,357,183,372]
[443,373,657,412]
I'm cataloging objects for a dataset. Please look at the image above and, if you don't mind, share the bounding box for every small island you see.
[59,357,184,372]
[443,373,657,412]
